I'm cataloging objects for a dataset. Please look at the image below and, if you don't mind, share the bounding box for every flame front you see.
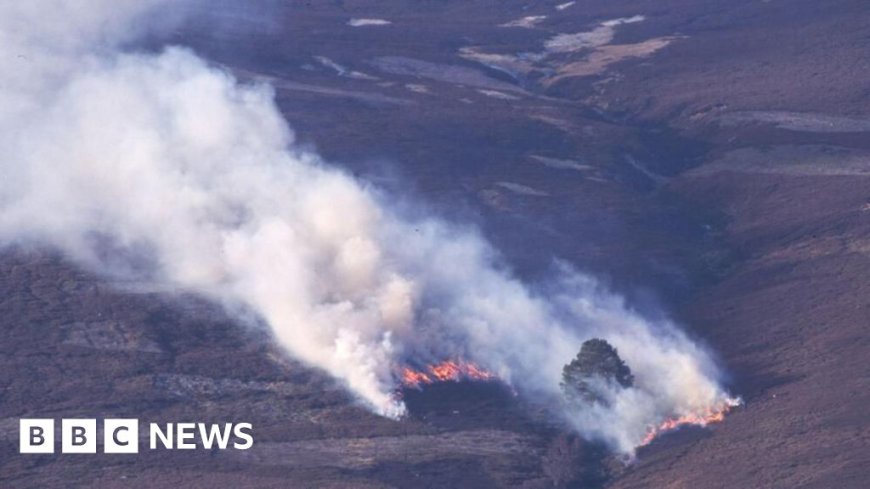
[400,360,496,388]
[639,397,741,446]
[399,361,739,451]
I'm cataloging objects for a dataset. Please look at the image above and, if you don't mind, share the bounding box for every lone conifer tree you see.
[561,338,634,404]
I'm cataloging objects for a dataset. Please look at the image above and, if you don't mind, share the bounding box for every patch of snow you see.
[530,155,593,171]
[348,18,391,27]
[349,71,379,80]
[314,56,377,80]
[500,15,547,28]
[405,83,430,94]
[545,16,646,53]
[601,15,645,27]
[477,89,520,100]
[495,182,549,196]
[314,56,348,75]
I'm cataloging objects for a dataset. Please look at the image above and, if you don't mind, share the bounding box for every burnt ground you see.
[1,0,869,487]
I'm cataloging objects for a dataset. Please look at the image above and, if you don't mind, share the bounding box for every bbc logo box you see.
[103,419,139,453]
[19,419,54,454]
[20,418,139,454]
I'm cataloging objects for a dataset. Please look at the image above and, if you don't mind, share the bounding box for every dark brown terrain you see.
[1,1,868,487]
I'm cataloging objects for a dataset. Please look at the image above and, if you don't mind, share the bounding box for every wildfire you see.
[400,360,497,388]
[639,398,741,446]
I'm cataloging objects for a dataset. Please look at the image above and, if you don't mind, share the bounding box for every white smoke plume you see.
[0,1,736,453]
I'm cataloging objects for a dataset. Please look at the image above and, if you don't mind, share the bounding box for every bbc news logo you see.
[20,419,253,454]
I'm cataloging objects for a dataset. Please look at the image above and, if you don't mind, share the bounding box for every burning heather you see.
[640,398,742,447]
[400,360,497,388]
[0,0,739,454]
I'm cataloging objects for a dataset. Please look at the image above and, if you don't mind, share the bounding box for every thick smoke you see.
[0,1,735,453]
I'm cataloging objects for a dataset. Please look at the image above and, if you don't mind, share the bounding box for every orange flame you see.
[400,360,496,388]
[401,369,432,388]
[639,398,740,446]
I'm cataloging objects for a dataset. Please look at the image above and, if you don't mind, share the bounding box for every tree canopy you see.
[561,338,634,404]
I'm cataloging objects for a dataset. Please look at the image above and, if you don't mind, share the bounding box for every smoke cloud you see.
[0,1,735,453]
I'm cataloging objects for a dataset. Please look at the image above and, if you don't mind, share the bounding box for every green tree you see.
[561,338,633,404]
